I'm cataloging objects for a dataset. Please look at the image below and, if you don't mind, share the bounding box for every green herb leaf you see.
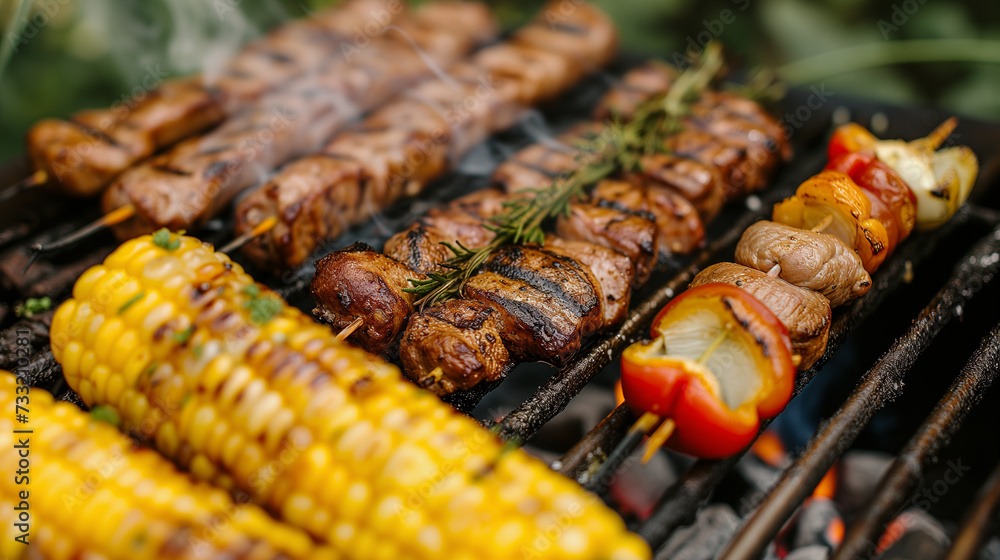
[242,284,261,297]
[14,296,52,318]
[152,228,180,250]
[172,326,195,345]
[245,296,282,325]
[91,405,121,427]
[241,283,280,325]
[117,292,145,314]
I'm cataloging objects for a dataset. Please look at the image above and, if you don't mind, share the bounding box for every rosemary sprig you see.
[406,43,726,309]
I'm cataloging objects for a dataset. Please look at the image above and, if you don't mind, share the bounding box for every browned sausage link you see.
[236,0,619,272]
[311,242,426,357]
[26,0,402,197]
[590,177,706,255]
[400,299,512,395]
[311,188,510,356]
[105,2,497,240]
[462,244,604,365]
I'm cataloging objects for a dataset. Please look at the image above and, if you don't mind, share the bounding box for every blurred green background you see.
[0,0,998,160]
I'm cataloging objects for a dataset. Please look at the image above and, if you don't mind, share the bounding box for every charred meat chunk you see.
[311,243,423,357]
[463,245,603,365]
[400,299,511,395]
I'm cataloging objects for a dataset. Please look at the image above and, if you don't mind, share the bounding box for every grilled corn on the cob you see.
[0,371,330,560]
[50,232,650,560]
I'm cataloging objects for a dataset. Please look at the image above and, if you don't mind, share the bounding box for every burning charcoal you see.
[981,537,1000,560]
[876,508,951,560]
[656,504,740,560]
[790,498,844,551]
[785,545,830,560]
[608,450,678,520]
[836,450,894,516]
[737,453,785,494]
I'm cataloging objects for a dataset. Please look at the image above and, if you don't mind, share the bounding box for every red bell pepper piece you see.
[826,151,917,247]
[826,123,878,161]
[620,283,795,459]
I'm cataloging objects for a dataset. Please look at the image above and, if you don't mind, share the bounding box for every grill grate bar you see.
[556,402,633,484]
[833,320,1000,560]
[634,206,990,550]
[945,457,1000,560]
[716,222,1000,560]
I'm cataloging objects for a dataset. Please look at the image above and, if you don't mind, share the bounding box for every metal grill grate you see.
[2,80,1000,559]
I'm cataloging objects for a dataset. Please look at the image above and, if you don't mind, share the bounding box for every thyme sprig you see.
[406,43,726,309]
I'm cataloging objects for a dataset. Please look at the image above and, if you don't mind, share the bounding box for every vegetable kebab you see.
[619,119,979,459]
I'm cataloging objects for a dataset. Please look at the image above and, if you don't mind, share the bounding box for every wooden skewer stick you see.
[912,117,958,152]
[335,316,364,342]
[639,327,731,462]
[641,418,676,463]
[767,264,782,277]
[218,216,278,254]
[25,204,136,273]
[811,214,834,233]
[0,170,47,204]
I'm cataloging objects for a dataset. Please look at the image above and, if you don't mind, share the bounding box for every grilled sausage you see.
[464,245,603,365]
[591,178,705,255]
[26,0,404,198]
[107,3,497,241]
[400,299,511,395]
[555,201,659,287]
[690,262,832,370]
[735,220,872,306]
[311,243,425,357]
[236,1,619,272]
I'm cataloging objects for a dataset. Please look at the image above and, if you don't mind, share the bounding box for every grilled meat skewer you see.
[24,0,404,198]
[236,0,620,272]
[105,2,498,240]
[383,188,513,274]
[314,64,790,396]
